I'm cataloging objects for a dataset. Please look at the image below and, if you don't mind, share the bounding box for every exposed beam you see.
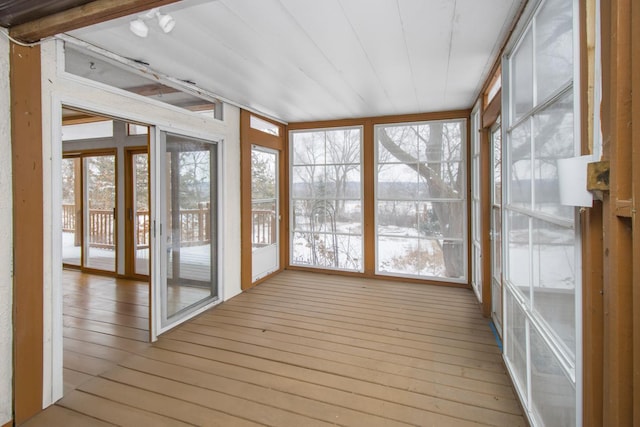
[9,0,180,43]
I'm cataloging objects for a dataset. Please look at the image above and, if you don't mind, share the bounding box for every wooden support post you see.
[631,0,640,424]
[10,42,44,424]
[600,0,634,424]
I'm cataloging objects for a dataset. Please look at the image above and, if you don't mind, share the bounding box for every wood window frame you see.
[124,146,150,280]
[287,110,471,288]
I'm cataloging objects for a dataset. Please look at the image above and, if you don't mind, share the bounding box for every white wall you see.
[0,28,13,426]
[40,39,242,407]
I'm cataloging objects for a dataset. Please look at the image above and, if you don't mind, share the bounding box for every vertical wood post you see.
[600,0,634,425]
[10,42,44,424]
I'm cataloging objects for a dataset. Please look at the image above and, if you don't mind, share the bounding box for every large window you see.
[375,120,467,282]
[290,127,363,271]
[503,0,579,425]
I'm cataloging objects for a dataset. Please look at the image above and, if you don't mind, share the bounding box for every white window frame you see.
[288,126,365,273]
[373,119,468,284]
[500,0,582,425]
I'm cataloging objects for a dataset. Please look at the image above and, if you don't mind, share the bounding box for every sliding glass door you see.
[61,152,117,273]
[155,130,219,332]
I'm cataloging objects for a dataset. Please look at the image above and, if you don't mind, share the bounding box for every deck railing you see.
[63,204,215,249]
[252,209,277,247]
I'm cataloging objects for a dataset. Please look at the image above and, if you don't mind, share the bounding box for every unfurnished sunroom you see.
[1,0,639,426]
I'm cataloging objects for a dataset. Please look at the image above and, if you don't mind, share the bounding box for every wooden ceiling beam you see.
[9,0,181,43]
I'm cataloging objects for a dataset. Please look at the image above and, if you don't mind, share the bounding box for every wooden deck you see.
[24,270,525,426]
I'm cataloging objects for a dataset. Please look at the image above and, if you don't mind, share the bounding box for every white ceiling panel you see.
[68,0,524,123]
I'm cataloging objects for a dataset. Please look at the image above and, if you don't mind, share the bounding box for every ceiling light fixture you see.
[129,19,149,37]
[157,12,176,33]
[129,8,175,38]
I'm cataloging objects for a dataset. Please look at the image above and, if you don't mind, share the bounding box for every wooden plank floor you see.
[24,270,525,426]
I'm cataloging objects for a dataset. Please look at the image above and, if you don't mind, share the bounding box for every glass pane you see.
[420,121,463,162]
[62,158,81,266]
[85,155,116,272]
[417,162,463,199]
[325,128,361,165]
[134,154,150,276]
[378,125,419,160]
[377,201,421,235]
[508,120,532,209]
[491,278,502,331]
[290,127,363,272]
[530,329,576,426]
[377,163,418,200]
[506,210,530,303]
[377,236,422,276]
[376,120,467,281]
[291,165,325,199]
[533,219,576,358]
[250,115,280,136]
[251,148,277,251]
[62,120,113,141]
[492,125,502,206]
[535,0,573,103]
[252,201,276,248]
[292,131,325,165]
[492,207,502,279]
[505,290,528,397]
[533,92,575,219]
[419,202,465,239]
[512,31,534,123]
[291,231,361,270]
[251,150,277,201]
[164,135,217,322]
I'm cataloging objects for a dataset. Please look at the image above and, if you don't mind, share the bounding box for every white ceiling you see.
[68,0,523,123]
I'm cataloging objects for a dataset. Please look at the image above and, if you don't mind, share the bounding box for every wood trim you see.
[481,91,501,129]
[9,0,181,43]
[285,265,468,289]
[240,110,252,291]
[11,43,44,424]
[124,147,149,279]
[600,0,634,424]
[582,202,604,427]
[479,127,492,317]
[287,109,471,131]
[580,1,604,425]
[2,420,12,427]
[362,120,375,275]
[631,0,640,423]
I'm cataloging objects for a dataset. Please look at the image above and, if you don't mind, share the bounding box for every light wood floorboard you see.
[24,269,525,426]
